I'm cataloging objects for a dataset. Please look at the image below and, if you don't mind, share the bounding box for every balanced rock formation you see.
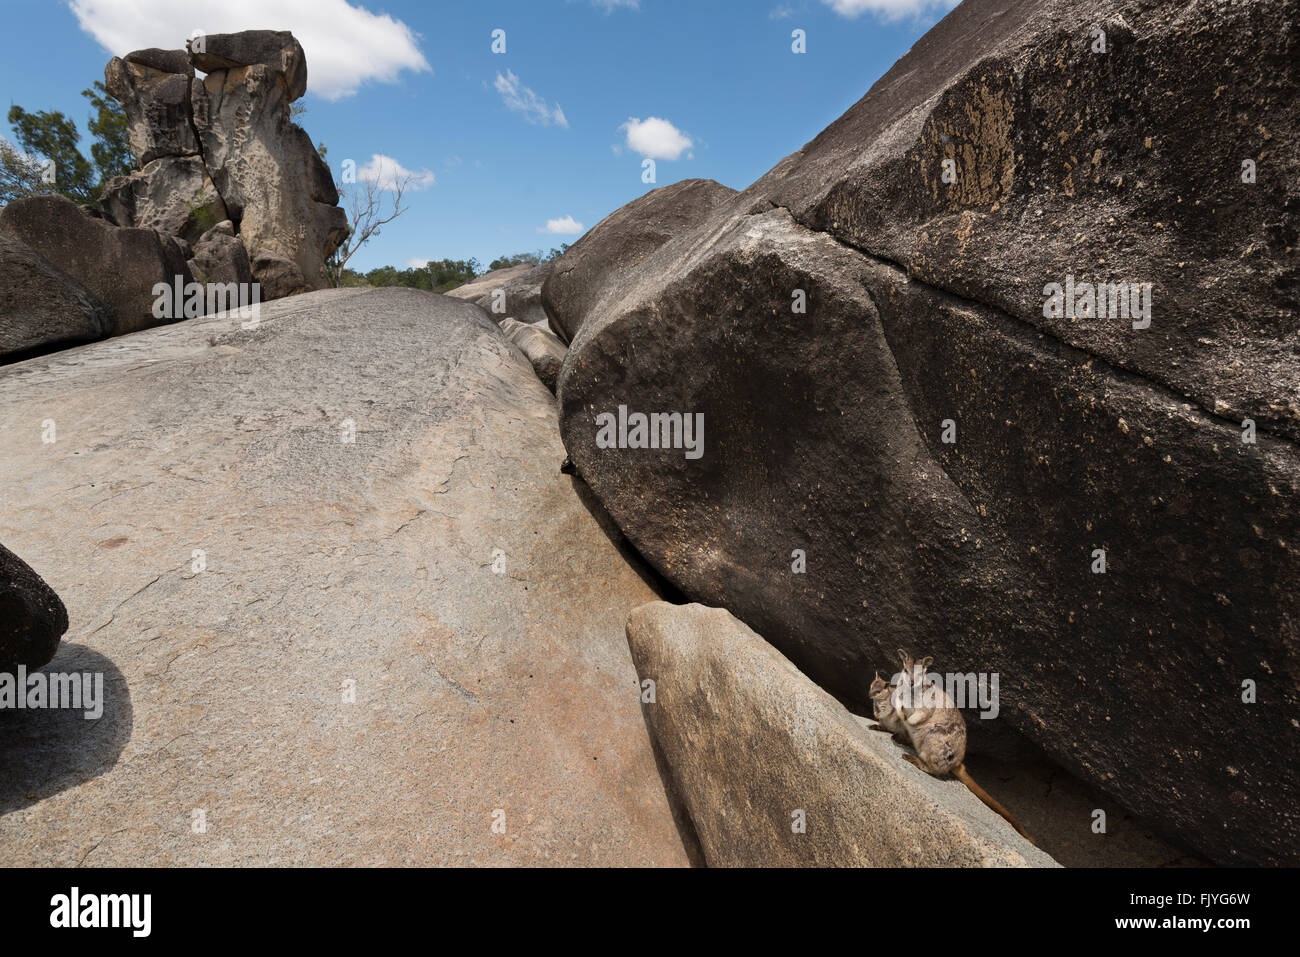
[0,194,193,336]
[101,29,345,300]
[0,287,690,866]
[499,317,567,394]
[446,263,553,330]
[189,34,347,298]
[553,0,1299,865]
[0,543,69,673]
[0,233,110,359]
[541,178,736,343]
[627,602,1055,866]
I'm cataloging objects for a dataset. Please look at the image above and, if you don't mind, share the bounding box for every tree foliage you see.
[1,83,130,206]
[487,244,569,271]
[339,244,571,294]
[4,105,95,203]
[335,259,481,293]
[81,81,133,185]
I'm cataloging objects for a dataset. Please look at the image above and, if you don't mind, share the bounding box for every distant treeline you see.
[337,246,570,294]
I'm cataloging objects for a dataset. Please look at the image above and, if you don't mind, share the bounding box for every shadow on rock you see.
[565,469,688,605]
[0,643,133,816]
[637,697,707,868]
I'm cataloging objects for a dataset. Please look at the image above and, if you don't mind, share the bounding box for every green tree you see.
[340,259,479,294]
[5,106,95,203]
[335,267,368,287]
[426,258,480,292]
[487,245,569,271]
[4,81,130,206]
[81,81,132,188]
[488,251,541,271]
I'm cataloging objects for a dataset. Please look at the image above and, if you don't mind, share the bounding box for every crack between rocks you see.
[770,205,1300,455]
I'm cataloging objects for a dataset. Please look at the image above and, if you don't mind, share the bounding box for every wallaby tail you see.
[954,764,1038,846]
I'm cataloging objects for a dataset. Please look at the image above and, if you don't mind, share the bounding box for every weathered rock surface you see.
[446,263,552,329]
[557,0,1299,865]
[0,233,111,359]
[0,543,69,673]
[499,317,567,394]
[754,0,1299,443]
[104,53,198,165]
[0,287,691,866]
[186,221,253,287]
[542,179,737,343]
[626,602,1055,866]
[99,155,228,244]
[0,194,192,336]
[190,62,347,296]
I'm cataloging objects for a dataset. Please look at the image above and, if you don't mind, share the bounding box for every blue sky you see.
[1,0,957,273]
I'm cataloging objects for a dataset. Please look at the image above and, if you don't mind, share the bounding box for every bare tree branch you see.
[326,169,412,286]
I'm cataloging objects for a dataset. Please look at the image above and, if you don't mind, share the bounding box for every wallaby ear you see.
[896,648,909,664]
[920,656,934,669]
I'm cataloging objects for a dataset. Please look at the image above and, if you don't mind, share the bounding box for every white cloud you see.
[356,154,436,191]
[590,0,639,10]
[823,0,959,21]
[538,215,584,235]
[405,257,430,268]
[69,0,430,100]
[620,117,693,161]
[494,70,569,128]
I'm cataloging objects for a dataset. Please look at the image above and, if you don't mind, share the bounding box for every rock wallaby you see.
[868,672,905,738]
[873,649,1037,846]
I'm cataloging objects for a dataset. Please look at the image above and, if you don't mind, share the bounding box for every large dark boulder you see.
[0,194,193,336]
[0,543,68,673]
[755,0,1299,443]
[541,179,737,342]
[0,233,111,359]
[557,0,1299,865]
